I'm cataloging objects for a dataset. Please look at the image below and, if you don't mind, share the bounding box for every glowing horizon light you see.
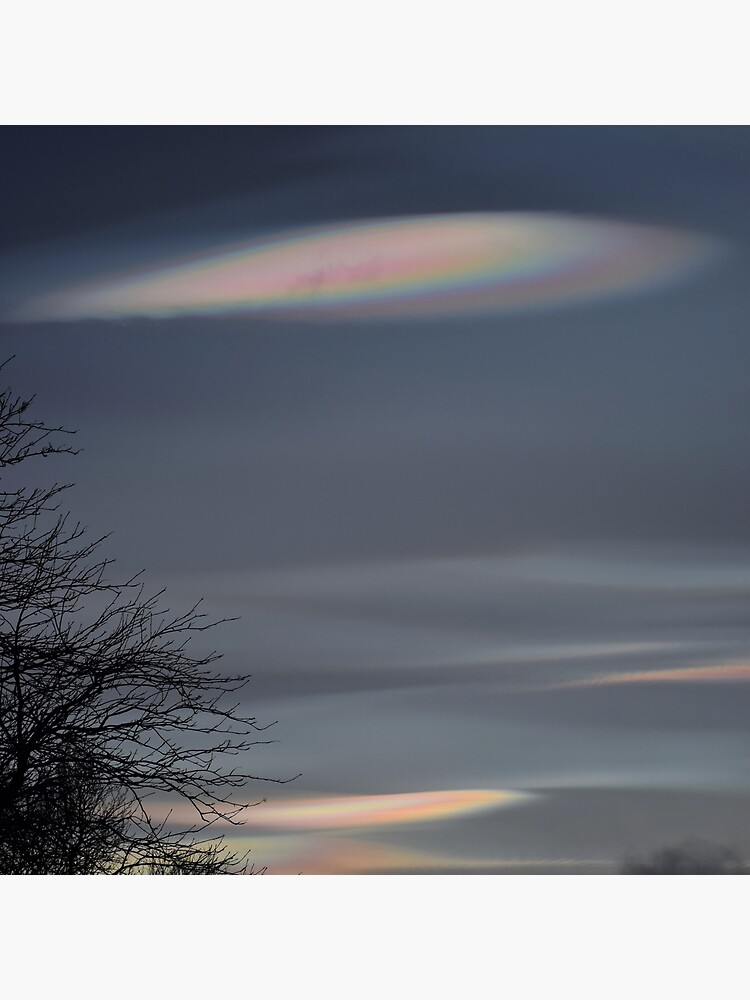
[9,212,721,323]
[221,788,531,831]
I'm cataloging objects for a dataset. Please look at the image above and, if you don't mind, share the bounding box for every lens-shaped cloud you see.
[240,788,530,830]
[157,788,531,833]
[9,213,720,323]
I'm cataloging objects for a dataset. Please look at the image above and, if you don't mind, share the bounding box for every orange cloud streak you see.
[554,661,750,689]
[153,788,532,833]
[233,788,530,831]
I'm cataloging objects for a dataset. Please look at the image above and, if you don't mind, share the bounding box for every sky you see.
[1,126,749,873]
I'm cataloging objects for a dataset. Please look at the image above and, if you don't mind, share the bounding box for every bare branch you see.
[0,366,289,874]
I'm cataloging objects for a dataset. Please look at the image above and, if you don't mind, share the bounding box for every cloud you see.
[156,788,533,833]
[156,547,750,689]
[222,833,609,874]
[7,213,719,324]
[550,661,750,690]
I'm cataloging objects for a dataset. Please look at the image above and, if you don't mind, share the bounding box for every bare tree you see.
[0,757,130,874]
[0,363,288,873]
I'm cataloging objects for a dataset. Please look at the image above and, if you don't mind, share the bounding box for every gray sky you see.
[1,127,749,871]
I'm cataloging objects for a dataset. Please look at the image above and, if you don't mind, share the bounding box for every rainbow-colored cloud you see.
[237,788,530,830]
[223,833,606,875]
[10,213,720,323]
[553,661,750,690]
[157,788,531,833]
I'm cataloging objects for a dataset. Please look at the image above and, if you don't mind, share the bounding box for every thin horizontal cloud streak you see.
[551,661,750,689]
[154,788,532,833]
[222,833,609,875]
[240,686,750,801]
[153,548,750,699]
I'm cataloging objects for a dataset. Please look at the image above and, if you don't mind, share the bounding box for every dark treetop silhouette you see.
[0,365,288,873]
[620,839,747,875]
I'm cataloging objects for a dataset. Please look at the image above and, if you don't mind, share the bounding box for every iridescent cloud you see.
[222,834,607,874]
[241,788,530,830]
[10,213,720,323]
[554,661,750,689]
[157,788,531,832]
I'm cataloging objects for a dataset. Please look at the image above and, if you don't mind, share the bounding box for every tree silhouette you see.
[0,365,287,873]
[0,757,130,874]
[620,839,747,875]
